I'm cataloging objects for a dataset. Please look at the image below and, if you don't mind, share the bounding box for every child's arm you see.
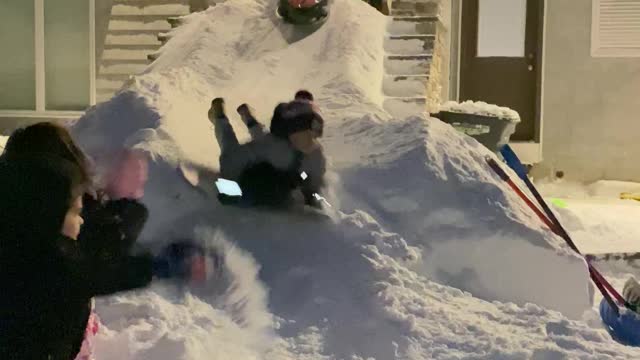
[79,197,149,261]
[300,146,327,207]
[58,237,153,297]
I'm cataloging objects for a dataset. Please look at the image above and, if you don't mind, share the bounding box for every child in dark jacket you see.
[211,93,327,208]
[0,123,215,360]
[0,154,154,359]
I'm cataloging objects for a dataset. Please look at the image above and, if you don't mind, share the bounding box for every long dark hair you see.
[3,122,91,187]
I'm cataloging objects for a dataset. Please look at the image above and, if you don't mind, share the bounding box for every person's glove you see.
[152,241,223,283]
[79,197,149,260]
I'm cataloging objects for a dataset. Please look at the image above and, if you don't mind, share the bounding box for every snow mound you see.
[70,0,639,357]
[0,135,7,150]
[440,100,521,123]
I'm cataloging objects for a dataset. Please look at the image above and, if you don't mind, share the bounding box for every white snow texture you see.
[439,100,521,123]
[68,0,639,358]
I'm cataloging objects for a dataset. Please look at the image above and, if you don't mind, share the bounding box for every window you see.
[0,0,94,115]
[591,0,640,57]
[0,0,36,110]
[45,0,91,110]
[477,0,527,58]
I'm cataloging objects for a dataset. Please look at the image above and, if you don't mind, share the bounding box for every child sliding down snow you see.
[210,96,327,208]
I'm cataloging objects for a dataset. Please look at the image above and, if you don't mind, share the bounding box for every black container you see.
[432,111,519,154]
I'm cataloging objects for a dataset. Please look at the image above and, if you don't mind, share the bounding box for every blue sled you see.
[600,298,640,346]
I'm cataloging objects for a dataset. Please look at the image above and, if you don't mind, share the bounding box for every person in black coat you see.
[0,124,215,359]
[0,155,154,359]
[2,122,149,268]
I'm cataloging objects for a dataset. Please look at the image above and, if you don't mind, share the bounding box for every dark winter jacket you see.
[215,102,327,208]
[0,156,153,360]
[234,150,306,207]
[79,195,149,261]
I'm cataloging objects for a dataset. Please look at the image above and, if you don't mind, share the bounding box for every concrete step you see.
[97,84,123,93]
[158,32,172,44]
[104,43,161,51]
[103,46,157,61]
[106,30,163,45]
[111,3,190,16]
[108,16,172,31]
[383,97,428,118]
[98,73,133,83]
[113,0,189,4]
[384,54,432,75]
[167,16,186,28]
[147,52,161,61]
[385,34,435,54]
[101,58,150,67]
[390,1,439,16]
[388,16,438,35]
[96,90,116,104]
[383,75,429,97]
[390,10,415,16]
[96,75,131,93]
[99,62,149,76]
[97,75,131,91]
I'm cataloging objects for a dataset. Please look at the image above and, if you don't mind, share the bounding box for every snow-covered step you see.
[167,16,187,28]
[385,34,435,54]
[101,58,150,68]
[383,97,427,118]
[99,62,149,76]
[103,45,159,61]
[111,3,190,16]
[148,52,160,61]
[97,75,132,91]
[96,90,115,104]
[113,0,189,4]
[390,1,439,15]
[384,54,432,75]
[105,30,162,46]
[389,9,415,16]
[108,16,172,31]
[158,32,172,44]
[388,16,438,35]
[383,75,428,97]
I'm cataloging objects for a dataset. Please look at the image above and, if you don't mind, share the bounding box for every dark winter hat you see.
[3,122,91,186]
[271,100,323,139]
[294,90,314,101]
[0,154,85,252]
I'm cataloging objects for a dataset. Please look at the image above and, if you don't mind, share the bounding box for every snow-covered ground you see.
[63,0,640,358]
[538,180,640,327]
[539,180,640,255]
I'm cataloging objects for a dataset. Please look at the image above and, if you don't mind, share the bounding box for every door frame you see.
[450,0,546,164]
[0,0,96,121]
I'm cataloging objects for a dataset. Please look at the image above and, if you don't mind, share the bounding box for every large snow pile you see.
[69,0,640,358]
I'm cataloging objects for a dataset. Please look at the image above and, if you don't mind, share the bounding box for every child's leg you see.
[237,104,268,140]
[214,114,240,153]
